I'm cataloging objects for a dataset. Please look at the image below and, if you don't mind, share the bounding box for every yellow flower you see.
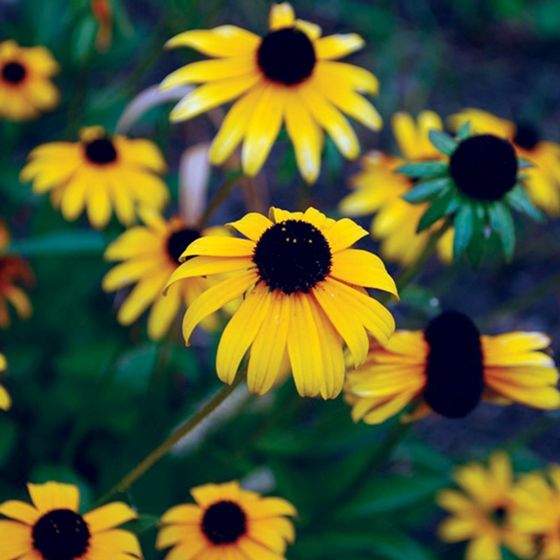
[339,111,454,265]
[166,207,397,399]
[157,480,296,560]
[0,481,141,559]
[0,224,33,328]
[449,109,560,216]
[437,452,534,560]
[345,310,560,424]
[0,353,10,410]
[21,126,168,229]
[103,208,221,340]
[511,466,560,559]
[162,2,381,183]
[0,40,59,121]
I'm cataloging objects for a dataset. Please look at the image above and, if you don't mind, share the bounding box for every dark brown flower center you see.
[490,505,508,526]
[84,137,118,165]
[449,134,518,201]
[257,27,316,85]
[513,122,540,151]
[166,228,201,263]
[253,219,331,294]
[2,61,26,84]
[424,311,484,418]
[202,500,247,544]
[32,509,90,560]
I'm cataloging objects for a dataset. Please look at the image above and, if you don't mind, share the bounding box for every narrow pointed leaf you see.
[488,203,516,261]
[417,191,456,232]
[403,178,451,203]
[506,184,545,222]
[397,161,449,178]
[452,204,474,259]
[428,130,457,156]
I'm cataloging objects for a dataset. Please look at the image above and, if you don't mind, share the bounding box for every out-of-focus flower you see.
[0,353,10,410]
[21,126,168,229]
[449,109,560,216]
[157,480,296,559]
[345,310,560,424]
[162,2,381,183]
[437,452,534,560]
[340,111,454,265]
[0,481,141,559]
[0,40,59,121]
[166,207,397,399]
[91,0,113,52]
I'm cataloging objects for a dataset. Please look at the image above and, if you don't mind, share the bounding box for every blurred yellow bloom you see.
[0,353,10,411]
[437,452,534,560]
[339,111,454,265]
[166,207,397,399]
[157,480,296,559]
[162,2,381,183]
[449,109,560,215]
[0,481,141,559]
[0,40,59,121]
[21,126,168,229]
[345,310,560,424]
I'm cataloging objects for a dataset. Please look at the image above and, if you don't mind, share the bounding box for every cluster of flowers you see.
[1,2,560,559]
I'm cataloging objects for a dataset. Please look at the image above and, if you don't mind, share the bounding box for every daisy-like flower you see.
[339,111,454,265]
[449,109,560,216]
[512,466,560,559]
[0,481,141,560]
[437,452,534,560]
[0,224,33,328]
[21,126,168,229]
[0,40,59,121]
[400,124,541,262]
[345,310,560,424]
[0,353,10,410]
[162,2,381,183]
[157,480,296,560]
[103,208,222,340]
[166,207,397,399]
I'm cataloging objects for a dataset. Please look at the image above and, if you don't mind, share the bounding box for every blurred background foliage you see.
[1,1,560,558]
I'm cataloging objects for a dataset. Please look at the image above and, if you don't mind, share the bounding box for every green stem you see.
[197,172,244,229]
[97,373,246,504]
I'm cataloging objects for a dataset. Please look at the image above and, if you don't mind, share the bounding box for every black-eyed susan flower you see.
[0,481,141,560]
[166,207,397,399]
[162,2,381,183]
[339,111,454,265]
[157,480,296,559]
[21,126,168,229]
[103,207,221,340]
[345,310,560,424]
[0,353,10,410]
[437,452,534,560]
[0,224,33,328]
[400,124,542,262]
[449,109,560,216]
[511,466,560,559]
[0,40,59,121]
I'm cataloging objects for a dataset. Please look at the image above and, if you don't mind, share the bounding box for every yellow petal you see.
[318,61,379,94]
[27,482,80,513]
[117,271,169,325]
[84,502,138,532]
[315,34,365,59]
[269,2,295,30]
[0,500,39,524]
[438,517,476,542]
[228,213,273,240]
[181,236,255,259]
[0,520,32,560]
[322,217,368,252]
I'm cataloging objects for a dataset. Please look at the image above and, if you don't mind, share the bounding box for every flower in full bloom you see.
[339,111,454,265]
[21,126,168,229]
[166,207,397,399]
[449,109,560,216]
[0,481,141,559]
[0,353,10,410]
[437,452,534,560]
[162,2,382,183]
[157,480,296,559]
[345,310,560,424]
[0,40,59,121]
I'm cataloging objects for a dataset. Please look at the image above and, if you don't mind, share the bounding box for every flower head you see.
[166,207,397,399]
[103,208,223,340]
[400,124,542,262]
[0,353,10,410]
[437,452,534,560]
[157,481,296,559]
[162,2,381,183]
[0,40,59,121]
[345,310,560,424]
[449,109,560,216]
[21,126,168,229]
[0,481,141,559]
[339,111,454,265]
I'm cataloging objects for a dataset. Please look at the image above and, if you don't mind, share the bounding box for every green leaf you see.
[488,203,516,261]
[506,184,545,222]
[518,158,534,170]
[417,191,457,232]
[453,204,474,259]
[403,178,451,203]
[7,231,106,257]
[428,130,457,156]
[397,161,449,178]
[465,204,487,267]
[456,121,472,140]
